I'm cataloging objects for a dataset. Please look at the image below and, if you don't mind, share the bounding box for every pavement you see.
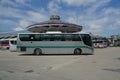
[0,47,120,80]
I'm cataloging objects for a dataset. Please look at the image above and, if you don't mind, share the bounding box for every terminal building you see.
[26,15,82,33]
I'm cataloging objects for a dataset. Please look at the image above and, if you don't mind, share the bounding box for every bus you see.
[17,33,94,55]
[0,40,9,50]
[9,39,17,51]
[0,38,17,51]
[93,40,107,48]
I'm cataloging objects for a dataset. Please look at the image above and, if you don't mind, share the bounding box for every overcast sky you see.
[0,0,120,37]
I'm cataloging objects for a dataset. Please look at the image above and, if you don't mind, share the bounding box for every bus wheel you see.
[34,48,42,55]
[74,48,82,55]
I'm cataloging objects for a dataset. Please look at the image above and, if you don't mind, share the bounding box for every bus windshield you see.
[81,34,92,47]
[10,40,17,45]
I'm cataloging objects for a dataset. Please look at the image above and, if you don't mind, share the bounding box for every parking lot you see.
[0,47,120,80]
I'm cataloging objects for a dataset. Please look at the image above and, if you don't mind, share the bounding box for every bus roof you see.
[18,32,90,35]
[0,38,17,41]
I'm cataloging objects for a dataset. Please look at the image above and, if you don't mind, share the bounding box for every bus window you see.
[3,41,9,44]
[19,34,29,41]
[52,34,62,41]
[41,34,50,41]
[34,34,41,41]
[10,41,17,45]
[29,34,35,41]
[65,34,72,41]
[72,34,81,41]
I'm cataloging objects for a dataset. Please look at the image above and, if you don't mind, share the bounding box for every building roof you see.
[26,15,82,33]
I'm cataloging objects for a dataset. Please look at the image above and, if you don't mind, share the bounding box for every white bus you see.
[17,33,94,55]
[93,40,107,48]
[0,38,17,51]
[9,39,17,51]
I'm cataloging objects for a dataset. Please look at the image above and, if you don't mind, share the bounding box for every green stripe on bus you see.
[17,46,93,51]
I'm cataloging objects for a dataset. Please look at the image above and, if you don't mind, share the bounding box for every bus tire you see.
[74,48,82,55]
[34,48,42,55]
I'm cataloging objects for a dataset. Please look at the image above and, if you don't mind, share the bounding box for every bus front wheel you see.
[34,48,42,55]
[74,48,82,55]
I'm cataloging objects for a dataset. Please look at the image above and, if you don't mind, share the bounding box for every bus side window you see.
[29,35,35,41]
[50,34,65,41]
[35,34,41,41]
[19,34,29,41]
[3,41,9,44]
[53,34,62,41]
[65,34,72,41]
[50,34,54,41]
[72,34,81,41]
[61,34,65,41]
[41,34,50,41]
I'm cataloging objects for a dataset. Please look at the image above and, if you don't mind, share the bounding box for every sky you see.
[0,0,120,37]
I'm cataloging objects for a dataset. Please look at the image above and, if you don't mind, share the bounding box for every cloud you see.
[19,20,31,28]
[103,7,120,16]
[60,0,97,6]
[0,0,32,8]
[0,6,30,31]
[0,6,27,19]
[13,11,49,31]
[27,11,48,22]
[15,0,32,10]
[48,1,61,14]
[13,19,31,31]
[13,11,45,31]
[101,7,120,30]
[15,0,31,4]
[86,0,111,14]
[66,13,105,34]
[67,13,79,24]
[12,10,49,31]
[109,21,120,30]
[0,20,17,26]
[13,27,24,31]
[0,0,19,7]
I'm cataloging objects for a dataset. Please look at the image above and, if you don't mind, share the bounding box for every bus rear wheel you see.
[74,48,82,55]
[34,48,42,55]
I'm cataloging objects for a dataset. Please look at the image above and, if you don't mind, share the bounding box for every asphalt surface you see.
[0,47,120,80]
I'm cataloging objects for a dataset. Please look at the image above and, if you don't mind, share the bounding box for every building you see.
[27,15,82,33]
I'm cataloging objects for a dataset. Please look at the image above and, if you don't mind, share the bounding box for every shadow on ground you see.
[103,68,120,73]
[19,53,93,56]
